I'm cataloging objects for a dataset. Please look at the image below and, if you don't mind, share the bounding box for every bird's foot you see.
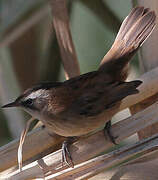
[104,121,118,145]
[61,137,76,168]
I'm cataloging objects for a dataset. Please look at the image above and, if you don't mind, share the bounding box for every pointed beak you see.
[2,101,19,108]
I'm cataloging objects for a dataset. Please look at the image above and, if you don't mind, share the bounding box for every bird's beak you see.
[2,101,19,108]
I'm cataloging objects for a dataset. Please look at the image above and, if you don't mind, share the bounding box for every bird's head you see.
[2,82,62,118]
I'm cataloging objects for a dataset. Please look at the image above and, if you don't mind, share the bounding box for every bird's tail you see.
[99,7,156,80]
[107,80,142,107]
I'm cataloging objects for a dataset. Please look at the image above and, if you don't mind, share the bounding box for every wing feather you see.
[69,80,142,117]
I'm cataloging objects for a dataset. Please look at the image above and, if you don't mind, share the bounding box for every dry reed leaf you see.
[18,117,36,171]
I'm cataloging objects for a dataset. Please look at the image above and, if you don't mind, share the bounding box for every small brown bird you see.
[2,7,156,166]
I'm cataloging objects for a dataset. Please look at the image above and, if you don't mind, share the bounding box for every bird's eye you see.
[23,98,33,107]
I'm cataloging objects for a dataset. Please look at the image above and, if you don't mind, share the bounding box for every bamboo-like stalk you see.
[2,100,158,179]
[45,134,158,180]
[1,65,158,172]
[90,149,158,180]
[49,0,80,79]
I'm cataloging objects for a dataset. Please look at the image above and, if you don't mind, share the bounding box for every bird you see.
[2,6,156,167]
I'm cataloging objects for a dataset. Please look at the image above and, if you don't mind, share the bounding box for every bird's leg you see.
[104,121,118,145]
[61,137,77,168]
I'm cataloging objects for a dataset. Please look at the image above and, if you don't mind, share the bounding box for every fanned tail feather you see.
[99,7,156,78]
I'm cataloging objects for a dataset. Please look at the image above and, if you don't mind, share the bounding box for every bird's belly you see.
[42,113,111,137]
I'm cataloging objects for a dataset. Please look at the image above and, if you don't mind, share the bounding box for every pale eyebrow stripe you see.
[26,89,49,100]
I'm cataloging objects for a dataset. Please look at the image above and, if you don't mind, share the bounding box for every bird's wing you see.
[69,80,142,117]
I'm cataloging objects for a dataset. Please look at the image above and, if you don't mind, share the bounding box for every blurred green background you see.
[0,0,139,146]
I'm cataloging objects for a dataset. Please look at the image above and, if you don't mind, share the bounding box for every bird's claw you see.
[104,121,118,145]
[61,139,74,168]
